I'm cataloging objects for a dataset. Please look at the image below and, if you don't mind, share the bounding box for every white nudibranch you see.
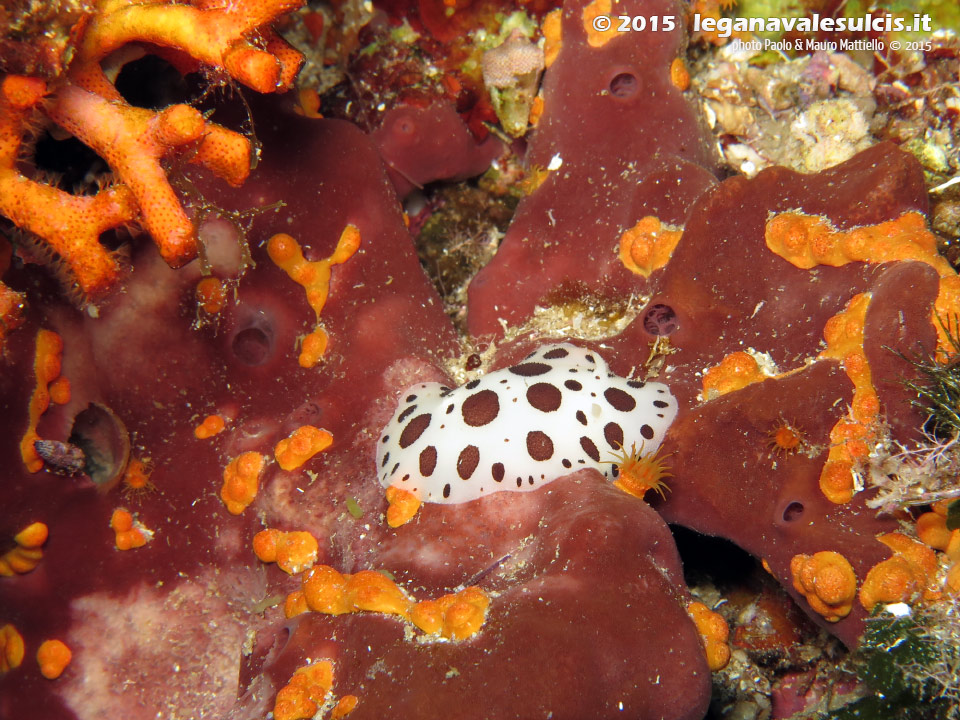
[376,343,678,504]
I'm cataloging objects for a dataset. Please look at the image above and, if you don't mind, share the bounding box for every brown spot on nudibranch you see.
[580,436,600,462]
[526,383,562,412]
[527,431,554,461]
[492,462,505,482]
[542,348,569,360]
[509,362,552,376]
[603,387,637,412]
[457,445,480,479]
[399,414,431,448]
[419,446,437,476]
[462,389,500,427]
[604,422,624,450]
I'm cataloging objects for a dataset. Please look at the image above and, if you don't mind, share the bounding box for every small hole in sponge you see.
[609,72,639,98]
[642,303,678,336]
[232,326,273,366]
[782,501,805,522]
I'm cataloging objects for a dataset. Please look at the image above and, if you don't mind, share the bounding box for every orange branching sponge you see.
[859,533,939,611]
[19,329,64,472]
[385,485,422,528]
[582,0,617,47]
[0,76,137,297]
[0,521,49,576]
[73,0,305,96]
[609,443,672,500]
[686,601,731,671]
[46,86,251,269]
[789,551,858,622]
[618,216,683,278]
[702,351,765,399]
[0,0,304,298]
[194,414,226,439]
[669,58,691,91]
[220,451,265,514]
[273,660,334,720]
[37,639,72,679]
[274,425,333,471]
[253,528,319,574]
[267,227,362,368]
[817,293,877,504]
[0,624,25,674]
[542,9,562,67]
[110,508,152,550]
[291,564,491,640]
[766,211,960,358]
[408,586,490,641]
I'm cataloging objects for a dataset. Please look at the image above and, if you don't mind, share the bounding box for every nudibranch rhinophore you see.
[377,343,678,503]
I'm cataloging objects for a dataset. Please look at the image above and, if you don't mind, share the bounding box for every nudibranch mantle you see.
[377,343,678,504]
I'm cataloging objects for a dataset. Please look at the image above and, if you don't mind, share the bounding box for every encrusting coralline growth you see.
[0,0,957,719]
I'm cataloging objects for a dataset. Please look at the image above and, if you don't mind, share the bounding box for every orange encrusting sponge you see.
[817,293,877,504]
[0,521,48,576]
[686,601,731,671]
[789,551,858,622]
[253,529,318,574]
[19,329,65,472]
[274,425,333,471]
[766,211,960,358]
[220,452,265,514]
[618,216,683,278]
[284,564,490,641]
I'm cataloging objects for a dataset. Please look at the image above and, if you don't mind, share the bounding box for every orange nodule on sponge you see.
[385,485,422,528]
[196,277,227,314]
[290,564,490,640]
[220,452,265,515]
[618,216,683,278]
[37,639,71,679]
[582,0,617,47]
[669,58,691,91]
[916,510,955,551]
[48,376,71,405]
[0,624,24,674]
[686,601,731,671]
[542,9,562,67]
[702,351,765,399]
[859,532,939,611]
[409,586,491,641]
[110,508,152,550]
[253,529,318,574]
[274,425,333,471]
[19,329,64,472]
[273,660,334,720]
[790,551,857,622]
[0,521,49,576]
[267,226,361,368]
[194,414,226,439]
